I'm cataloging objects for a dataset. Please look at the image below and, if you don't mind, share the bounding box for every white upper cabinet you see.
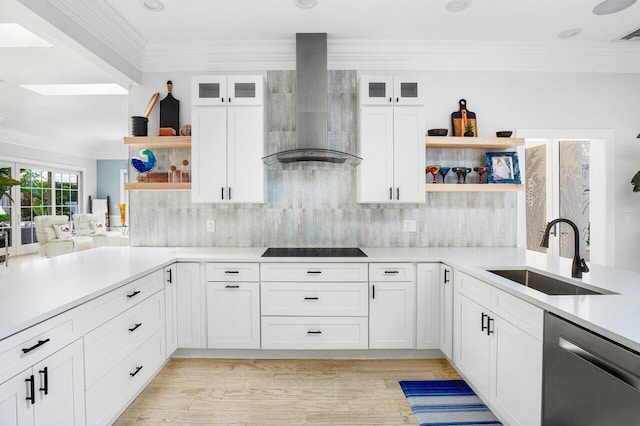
[192,75,263,106]
[191,75,265,203]
[359,75,424,105]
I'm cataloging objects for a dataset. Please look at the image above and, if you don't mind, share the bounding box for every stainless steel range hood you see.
[262,33,361,166]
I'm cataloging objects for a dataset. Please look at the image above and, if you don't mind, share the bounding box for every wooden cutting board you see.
[160,80,180,134]
[451,99,477,137]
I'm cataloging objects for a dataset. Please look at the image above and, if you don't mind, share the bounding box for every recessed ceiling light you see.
[0,23,52,48]
[446,0,472,12]
[294,0,318,9]
[558,28,583,39]
[20,83,128,96]
[140,0,165,12]
[593,0,637,15]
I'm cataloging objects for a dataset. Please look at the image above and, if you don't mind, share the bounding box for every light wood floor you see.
[115,357,460,425]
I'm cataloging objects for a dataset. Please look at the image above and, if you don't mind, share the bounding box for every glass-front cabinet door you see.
[359,75,394,105]
[227,76,263,106]
[192,76,227,106]
[393,76,423,105]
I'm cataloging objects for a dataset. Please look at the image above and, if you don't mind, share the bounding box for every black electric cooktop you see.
[261,247,367,257]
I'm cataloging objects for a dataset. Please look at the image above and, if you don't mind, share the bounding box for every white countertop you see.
[2,246,639,353]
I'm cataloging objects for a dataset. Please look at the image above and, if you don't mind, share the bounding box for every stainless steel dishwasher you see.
[543,312,640,425]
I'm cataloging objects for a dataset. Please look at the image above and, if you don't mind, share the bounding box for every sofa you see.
[34,215,93,257]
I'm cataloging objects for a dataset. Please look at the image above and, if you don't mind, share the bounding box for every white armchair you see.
[72,213,121,247]
[34,215,93,257]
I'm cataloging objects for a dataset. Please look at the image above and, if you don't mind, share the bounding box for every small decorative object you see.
[427,128,448,137]
[451,99,477,137]
[181,159,190,182]
[180,124,192,136]
[452,167,472,184]
[426,165,441,183]
[463,122,475,137]
[131,149,157,181]
[168,165,177,182]
[119,204,127,227]
[439,166,451,183]
[496,130,513,138]
[486,152,521,184]
[473,166,489,183]
[160,80,180,135]
[159,127,176,136]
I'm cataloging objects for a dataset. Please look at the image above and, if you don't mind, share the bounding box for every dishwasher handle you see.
[559,337,640,392]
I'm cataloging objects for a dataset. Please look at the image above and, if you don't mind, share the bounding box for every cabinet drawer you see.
[455,272,491,309]
[84,290,165,389]
[0,309,78,385]
[261,282,368,317]
[261,317,368,349]
[86,329,166,426]
[206,263,259,282]
[79,269,164,334]
[261,263,368,282]
[369,263,415,281]
[491,287,543,340]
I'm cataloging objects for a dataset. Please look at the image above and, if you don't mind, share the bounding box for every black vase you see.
[464,131,474,137]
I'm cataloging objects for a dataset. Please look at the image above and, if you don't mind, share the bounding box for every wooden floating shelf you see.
[425,183,524,192]
[124,182,191,191]
[425,136,524,149]
[124,136,191,148]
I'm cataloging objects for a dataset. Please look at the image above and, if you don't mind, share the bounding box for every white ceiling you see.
[1,0,639,160]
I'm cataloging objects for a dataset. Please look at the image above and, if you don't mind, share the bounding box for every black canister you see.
[130,116,148,137]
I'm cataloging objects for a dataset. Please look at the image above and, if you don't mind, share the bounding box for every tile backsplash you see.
[129,71,516,247]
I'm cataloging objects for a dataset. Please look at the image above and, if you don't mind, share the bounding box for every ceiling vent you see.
[618,26,640,40]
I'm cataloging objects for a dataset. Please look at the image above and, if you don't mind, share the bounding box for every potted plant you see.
[463,122,475,137]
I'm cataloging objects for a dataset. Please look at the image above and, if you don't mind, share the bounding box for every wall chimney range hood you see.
[262,33,361,166]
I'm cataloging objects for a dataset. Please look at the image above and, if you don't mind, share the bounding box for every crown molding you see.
[142,39,640,74]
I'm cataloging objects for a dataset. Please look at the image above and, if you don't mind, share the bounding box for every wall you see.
[129,71,516,248]
[97,159,127,220]
[128,69,640,270]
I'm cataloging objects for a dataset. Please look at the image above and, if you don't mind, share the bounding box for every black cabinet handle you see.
[221,187,225,200]
[384,270,399,274]
[225,270,240,274]
[372,284,376,299]
[304,297,319,300]
[126,290,141,299]
[444,269,450,284]
[39,367,48,395]
[130,366,143,377]
[167,268,172,284]
[228,187,232,200]
[388,97,392,103]
[487,317,495,335]
[129,323,142,332]
[389,187,393,200]
[307,330,322,334]
[228,97,232,103]
[396,187,400,200]
[396,97,399,103]
[22,338,50,354]
[25,375,35,404]
[221,97,225,103]
[481,313,488,332]
[225,285,240,289]
[307,270,322,274]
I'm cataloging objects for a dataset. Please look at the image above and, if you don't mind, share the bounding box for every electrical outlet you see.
[624,213,631,224]
[403,220,417,233]
[206,220,215,232]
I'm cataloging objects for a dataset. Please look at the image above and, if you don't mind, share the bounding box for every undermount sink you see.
[486,269,613,296]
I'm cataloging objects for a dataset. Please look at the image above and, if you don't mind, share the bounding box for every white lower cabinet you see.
[207,282,260,349]
[0,339,85,426]
[176,263,206,348]
[453,272,543,426]
[164,264,178,357]
[369,263,416,349]
[262,317,368,350]
[416,263,440,350]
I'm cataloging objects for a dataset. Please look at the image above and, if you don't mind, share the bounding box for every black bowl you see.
[496,131,513,138]
[428,128,448,136]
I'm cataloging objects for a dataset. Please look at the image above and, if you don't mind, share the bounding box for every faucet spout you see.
[540,218,589,279]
